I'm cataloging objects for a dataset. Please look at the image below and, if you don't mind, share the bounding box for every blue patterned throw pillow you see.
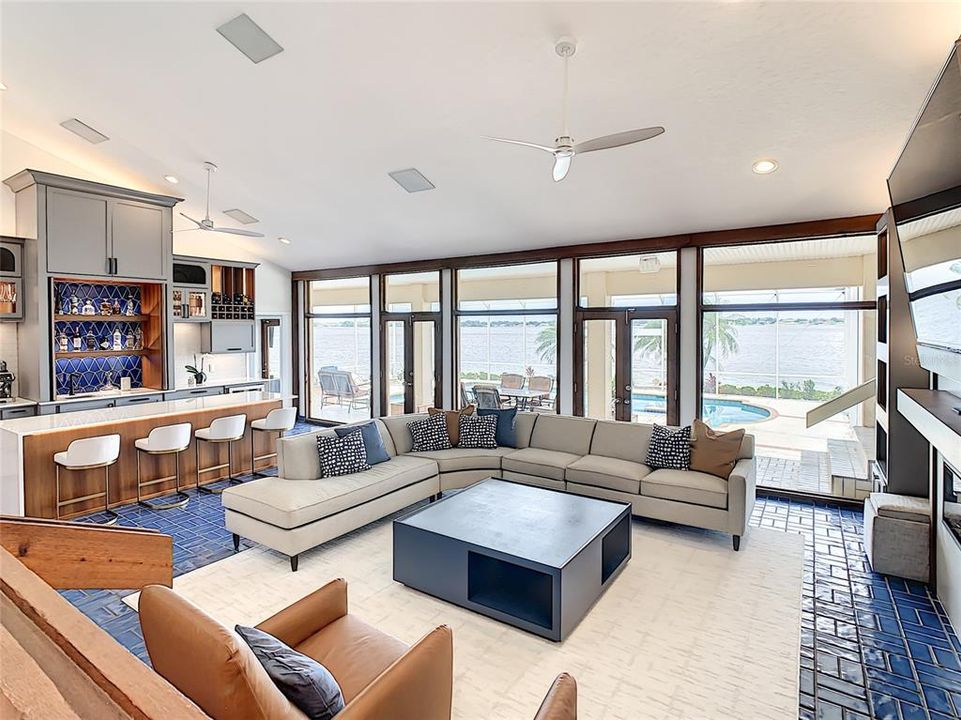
[235,625,345,720]
[645,424,692,470]
[408,412,452,452]
[458,414,498,449]
[316,430,370,478]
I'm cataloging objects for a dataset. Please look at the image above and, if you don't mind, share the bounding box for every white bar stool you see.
[250,407,297,477]
[54,434,121,525]
[195,414,247,494]
[135,422,192,510]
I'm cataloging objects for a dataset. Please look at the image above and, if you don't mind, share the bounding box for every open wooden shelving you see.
[54,349,151,359]
[54,314,149,322]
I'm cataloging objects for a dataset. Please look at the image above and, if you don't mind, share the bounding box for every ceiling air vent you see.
[60,118,109,144]
[223,208,260,225]
[388,168,435,193]
[216,13,284,64]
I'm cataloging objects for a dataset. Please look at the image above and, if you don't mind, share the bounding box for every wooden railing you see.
[0,516,209,719]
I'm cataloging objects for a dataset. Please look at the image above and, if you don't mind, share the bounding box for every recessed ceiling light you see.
[278,237,291,245]
[163,175,179,184]
[388,168,435,193]
[0,82,7,91]
[752,159,779,175]
[217,13,284,64]
[60,118,109,144]
[223,208,259,225]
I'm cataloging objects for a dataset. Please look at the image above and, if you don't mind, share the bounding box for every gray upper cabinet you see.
[202,320,256,353]
[112,200,165,280]
[46,188,110,276]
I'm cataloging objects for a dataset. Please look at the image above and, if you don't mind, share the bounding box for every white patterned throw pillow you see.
[457,414,498,449]
[316,430,370,478]
[645,424,692,470]
[408,412,452,452]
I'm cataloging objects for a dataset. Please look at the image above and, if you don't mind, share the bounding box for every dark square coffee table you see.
[393,478,632,641]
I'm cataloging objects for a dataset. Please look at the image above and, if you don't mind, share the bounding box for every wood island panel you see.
[22,399,282,518]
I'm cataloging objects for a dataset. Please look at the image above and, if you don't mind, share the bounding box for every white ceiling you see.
[1,2,959,272]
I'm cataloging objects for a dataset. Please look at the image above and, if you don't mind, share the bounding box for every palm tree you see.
[632,320,664,359]
[536,325,556,364]
[702,313,739,370]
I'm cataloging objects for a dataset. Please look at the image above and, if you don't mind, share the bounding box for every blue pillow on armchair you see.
[477,407,518,448]
[334,421,390,465]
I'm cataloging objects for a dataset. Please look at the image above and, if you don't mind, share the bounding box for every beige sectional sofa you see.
[222,412,756,570]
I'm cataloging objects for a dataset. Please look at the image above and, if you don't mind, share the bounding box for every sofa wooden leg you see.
[290,554,299,572]
[232,533,240,552]
[733,535,741,552]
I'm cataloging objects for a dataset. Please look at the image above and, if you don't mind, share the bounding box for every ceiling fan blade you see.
[209,226,265,238]
[574,126,665,154]
[484,136,557,153]
[179,213,208,230]
[552,154,572,182]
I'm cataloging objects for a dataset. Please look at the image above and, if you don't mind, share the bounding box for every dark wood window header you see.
[291,214,879,282]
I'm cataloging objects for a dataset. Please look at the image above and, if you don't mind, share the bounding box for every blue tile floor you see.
[64,436,960,719]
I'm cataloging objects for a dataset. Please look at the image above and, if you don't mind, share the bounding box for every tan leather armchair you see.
[533,673,577,720]
[139,578,452,720]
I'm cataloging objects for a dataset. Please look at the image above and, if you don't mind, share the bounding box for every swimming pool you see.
[632,393,771,425]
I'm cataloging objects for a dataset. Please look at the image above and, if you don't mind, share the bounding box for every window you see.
[456,262,558,411]
[700,236,877,497]
[384,271,440,312]
[578,251,677,308]
[307,277,372,423]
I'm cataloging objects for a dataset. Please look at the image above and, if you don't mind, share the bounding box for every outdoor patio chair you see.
[459,381,474,408]
[473,384,506,410]
[528,375,554,408]
[500,373,525,389]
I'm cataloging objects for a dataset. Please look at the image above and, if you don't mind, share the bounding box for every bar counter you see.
[0,392,290,518]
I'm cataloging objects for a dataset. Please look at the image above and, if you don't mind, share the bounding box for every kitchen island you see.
[0,391,290,518]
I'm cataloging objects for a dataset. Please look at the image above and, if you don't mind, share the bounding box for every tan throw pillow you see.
[428,405,475,447]
[689,418,745,479]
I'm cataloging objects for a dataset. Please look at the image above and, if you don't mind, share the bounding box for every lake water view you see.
[311,320,857,393]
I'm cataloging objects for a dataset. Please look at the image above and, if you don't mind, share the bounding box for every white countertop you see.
[173,377,267,391]
[0,391,290,436]
[0,398,38,410]
[47,387,164,405]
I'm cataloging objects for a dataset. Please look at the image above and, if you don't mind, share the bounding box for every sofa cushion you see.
[458,414,498,449]
[222,455,438,529]
[407,447,513,473]
[334,421,390,466]
[641,469,728,510]
[589,421,652,464]
[502,447,581,481]
[477,407,518,447]
[645,425,692,470]
[869,493,931,524]
[565,455,651,494]
[279,422,394,481]
[235,625,345,720]
[428,405,474,446]
[513,412,538,448]
[409,413,452,452]
[529,415,596,456]
[316,431,370,478]
[380,413,427,455]
[689,419,744,479]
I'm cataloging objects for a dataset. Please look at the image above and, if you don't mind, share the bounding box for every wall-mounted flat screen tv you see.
[889,39,961,384]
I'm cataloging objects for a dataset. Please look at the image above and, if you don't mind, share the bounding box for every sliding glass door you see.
[576,310,678,425]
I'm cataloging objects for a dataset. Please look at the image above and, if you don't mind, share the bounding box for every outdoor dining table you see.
[497,387,551,409]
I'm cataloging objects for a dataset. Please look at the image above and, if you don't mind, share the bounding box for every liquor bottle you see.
[85,328,97,351]
[125,329,135,350]
[134,327,143,350]
[112,327,123,351]
[57,328,68,353]
[72,325,82,352]
[112,299,121,315]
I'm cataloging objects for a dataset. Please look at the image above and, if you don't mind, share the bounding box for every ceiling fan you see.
[485,37,665,182]
[178,162,264,237]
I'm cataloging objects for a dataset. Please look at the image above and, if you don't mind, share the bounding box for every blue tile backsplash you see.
[53,280,147,395]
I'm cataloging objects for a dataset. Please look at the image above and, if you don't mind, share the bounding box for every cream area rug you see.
[125,517,803,720]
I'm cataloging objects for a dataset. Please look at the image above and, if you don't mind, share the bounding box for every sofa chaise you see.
[222,412,756,570]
